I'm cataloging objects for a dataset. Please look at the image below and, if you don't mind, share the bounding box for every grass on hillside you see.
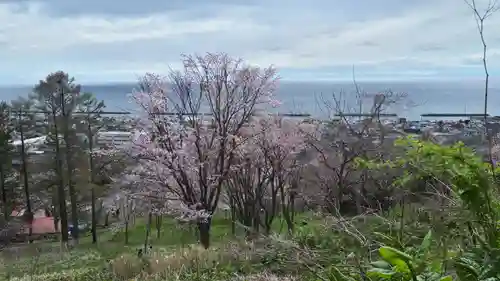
[0,205,465,281]
[0,214,307,280]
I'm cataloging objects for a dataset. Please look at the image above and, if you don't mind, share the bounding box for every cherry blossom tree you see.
[121,53,279,248]
[227,116,312,235]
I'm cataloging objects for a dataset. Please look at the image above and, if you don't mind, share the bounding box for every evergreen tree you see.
[0,102,14,221]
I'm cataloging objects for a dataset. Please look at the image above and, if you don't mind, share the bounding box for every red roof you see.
[30,217,58,234]
[11,210,22,217]
[11,211,59,234]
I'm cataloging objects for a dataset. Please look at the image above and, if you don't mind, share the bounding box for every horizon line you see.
[0,77,494,88]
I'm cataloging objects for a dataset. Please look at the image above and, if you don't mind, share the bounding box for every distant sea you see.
[1,80,499,120]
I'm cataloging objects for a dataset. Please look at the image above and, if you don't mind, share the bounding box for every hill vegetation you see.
[1,1,500,279]
[0,52,497,281]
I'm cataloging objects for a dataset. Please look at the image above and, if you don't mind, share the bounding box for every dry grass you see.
[110,253,145,280]
[230,272,297,281]
[107,237,304,280]
[147,245,220,274]
[109,241,264,279]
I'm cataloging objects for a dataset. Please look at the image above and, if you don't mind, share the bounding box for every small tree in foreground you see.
[227,116,311,235]
[121,53,279,248]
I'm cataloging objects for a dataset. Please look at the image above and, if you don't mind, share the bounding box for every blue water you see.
[1,80,499,120]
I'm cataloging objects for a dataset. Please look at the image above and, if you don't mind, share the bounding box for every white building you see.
[10,131,133,152]
[11,136,50,155]
[11,136,47,148]
[95,131,132,149]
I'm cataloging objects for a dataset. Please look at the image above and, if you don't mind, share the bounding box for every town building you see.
[95,131,132,149]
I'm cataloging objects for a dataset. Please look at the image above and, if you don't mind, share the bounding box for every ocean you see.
[0,80,499,120]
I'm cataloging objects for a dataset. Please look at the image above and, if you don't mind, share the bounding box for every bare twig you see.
[464,0,499,166]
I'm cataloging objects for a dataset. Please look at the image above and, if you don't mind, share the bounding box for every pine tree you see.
[0,102,14,221]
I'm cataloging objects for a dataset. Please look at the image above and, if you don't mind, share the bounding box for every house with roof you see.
[10,208,60,235]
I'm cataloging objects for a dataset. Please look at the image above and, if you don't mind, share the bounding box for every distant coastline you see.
[0,80,498,120]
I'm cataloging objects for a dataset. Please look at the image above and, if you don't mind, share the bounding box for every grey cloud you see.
[49,31,263,63]
[2,0,256,16]
[458,52,500,67]
[490,35,500,44]
[296,53,317,59]
[358,41,379,47]
[461,59,482,66]
[1,0,497,84]
[263,46,288,52]
[414,44,446,52]
[1,0,422,17]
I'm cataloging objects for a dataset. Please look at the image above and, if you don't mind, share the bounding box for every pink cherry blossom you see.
[115,53,280,248]
[226,115,311,233]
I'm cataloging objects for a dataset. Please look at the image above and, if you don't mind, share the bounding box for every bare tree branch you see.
[464,0,499,166]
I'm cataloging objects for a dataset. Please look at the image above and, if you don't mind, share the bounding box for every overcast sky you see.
[0,0,499,85]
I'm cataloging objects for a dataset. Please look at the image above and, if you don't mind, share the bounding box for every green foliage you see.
[368,230,452,281]
[0,101,15,216]
[357,137,500,281]
[357,137,498,242]
[32,71,82,113]
[6,133,500,281]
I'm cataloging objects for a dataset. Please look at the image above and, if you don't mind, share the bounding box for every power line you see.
[9,110,312,117]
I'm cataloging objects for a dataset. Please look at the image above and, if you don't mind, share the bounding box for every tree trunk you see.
[143,212,152,253]
[88,123,97,244]
[282,203,295,235]
[0,167,8,221]
[91,187,97,244]
[155,214,162,239]
[230,209,236,236]
[64,134,78,241]
[104,213,109,227]
[229,196,236,236]
[124,220,129,244]
[280,182,296,235]
[19,116,33,243]
[198,218,212,249]
[54,216,59,232]
[52,200,60,232]
[68,175,79,241]
[59,86,78,242]
[52,111,69,243]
